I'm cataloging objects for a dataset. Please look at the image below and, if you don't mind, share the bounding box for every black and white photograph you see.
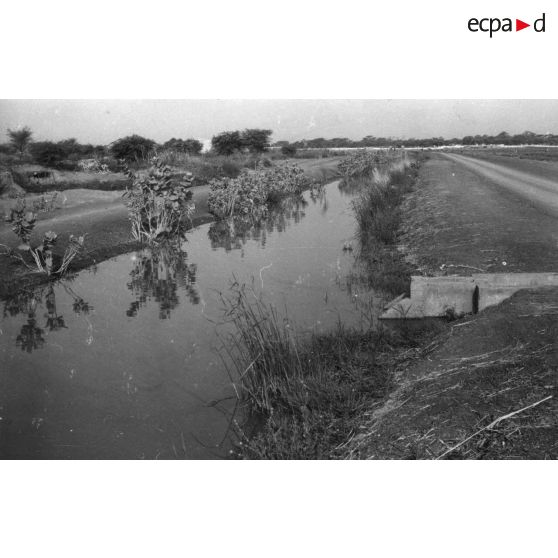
[1,1,556,557]
[1,99,558,461]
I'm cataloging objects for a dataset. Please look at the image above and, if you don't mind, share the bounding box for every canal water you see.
[0,180,379,458]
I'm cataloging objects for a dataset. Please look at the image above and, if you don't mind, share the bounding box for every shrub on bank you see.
[338,149,391,177]
[207,162,314,221]
[122,159,195,243]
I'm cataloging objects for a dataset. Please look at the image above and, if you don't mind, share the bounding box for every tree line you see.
[4,126,558,170]
[1,127,274,167]
[275,130,558,149]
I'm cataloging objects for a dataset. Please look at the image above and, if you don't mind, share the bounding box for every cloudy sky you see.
[2,99,558,145]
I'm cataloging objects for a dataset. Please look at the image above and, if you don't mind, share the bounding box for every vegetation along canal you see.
[0,179,378,459]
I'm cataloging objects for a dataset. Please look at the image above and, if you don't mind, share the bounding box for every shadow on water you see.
[126,241,200,319]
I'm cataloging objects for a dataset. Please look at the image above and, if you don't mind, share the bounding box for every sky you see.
[2,99,558,145]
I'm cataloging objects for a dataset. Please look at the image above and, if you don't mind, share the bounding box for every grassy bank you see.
[226,153,441,459]
[224,284,441,459]
[349,156,420,297]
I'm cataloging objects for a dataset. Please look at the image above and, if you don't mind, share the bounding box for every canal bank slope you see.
[347,152,558,459]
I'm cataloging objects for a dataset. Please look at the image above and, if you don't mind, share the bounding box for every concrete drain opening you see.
[380,273,558,320]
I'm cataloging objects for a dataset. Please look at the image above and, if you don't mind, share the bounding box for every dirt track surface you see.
[443,152,558,216]
[399,153,558,274]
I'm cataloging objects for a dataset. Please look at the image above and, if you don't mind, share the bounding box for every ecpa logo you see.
[468,13,546,37]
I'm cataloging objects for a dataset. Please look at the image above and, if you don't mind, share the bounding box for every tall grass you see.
[352,154,413,246]
[221,283,395,458]
[221,281,441,459]
[344,153,418,298]
[218,153,427,458]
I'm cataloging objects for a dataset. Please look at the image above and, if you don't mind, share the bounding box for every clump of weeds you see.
[220,282,436,459]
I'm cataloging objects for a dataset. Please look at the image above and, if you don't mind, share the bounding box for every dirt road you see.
[400,153,558,274]
[443,152,558,216]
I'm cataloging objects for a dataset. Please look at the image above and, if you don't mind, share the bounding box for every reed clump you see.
[221,282,435,459]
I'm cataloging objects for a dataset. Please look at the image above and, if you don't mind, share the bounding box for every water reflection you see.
[207,192,330,252]
[44,286,67,331]
[4,282,92,353]
[126,242,199,320]
[338,176,368,197]
[16,313,45,353]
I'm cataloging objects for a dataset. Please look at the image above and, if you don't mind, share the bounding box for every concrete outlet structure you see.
[380,273,558,319]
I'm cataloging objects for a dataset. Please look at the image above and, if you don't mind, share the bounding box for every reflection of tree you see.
[126,242,199,320]
[5,289,45,353]
[62,284,93,315]
[16,312,45,353]
[208,195,309,252]
[44,285,67,331]
[3,286,46,318]
[5,279,91,353]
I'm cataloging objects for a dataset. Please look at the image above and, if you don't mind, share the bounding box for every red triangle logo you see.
[516,19,530,31]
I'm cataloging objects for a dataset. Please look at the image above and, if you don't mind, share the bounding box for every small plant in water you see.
[122,159,195,243]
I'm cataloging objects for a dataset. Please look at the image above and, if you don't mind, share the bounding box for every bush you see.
[110,135,157,163]
[211,131,243,156]
[122,159,195,242]
[241,129,272,153]
[207,162,315,221]
[281,144,297,156]
[220,160,242,177]
[30,142,67,167]
[0,143,16,155]
[338,150,389,177]
[55,160,80,171]
[162,138,203,155]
